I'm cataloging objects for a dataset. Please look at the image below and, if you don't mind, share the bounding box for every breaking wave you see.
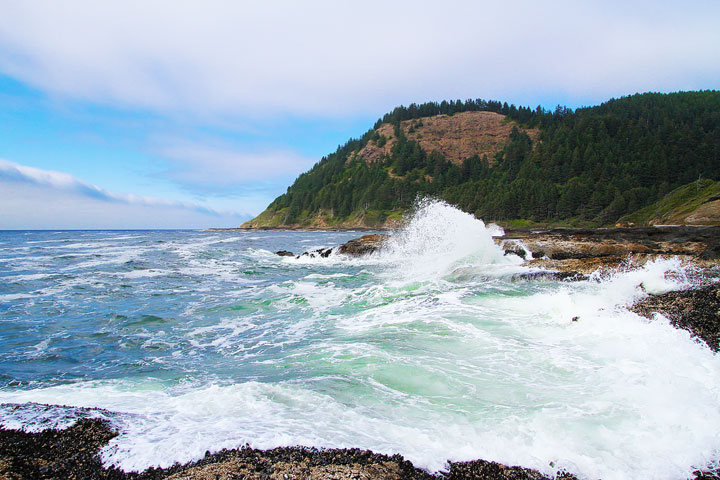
[1,203,719,479]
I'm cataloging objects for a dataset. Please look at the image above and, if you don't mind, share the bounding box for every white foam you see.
[376,199,520,282]
[2,218,720,480]
[3,273,52,282]
[0,293,35,301]
[117,269,168,279]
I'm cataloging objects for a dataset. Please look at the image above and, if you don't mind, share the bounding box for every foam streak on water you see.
[1,201,719,480]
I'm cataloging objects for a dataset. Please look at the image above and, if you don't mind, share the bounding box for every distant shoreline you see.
[205,226,394,232]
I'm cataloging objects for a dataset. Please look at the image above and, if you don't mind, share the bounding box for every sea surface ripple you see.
[1,201,719,480]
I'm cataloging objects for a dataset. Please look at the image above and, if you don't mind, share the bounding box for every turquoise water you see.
[1,202,719,480]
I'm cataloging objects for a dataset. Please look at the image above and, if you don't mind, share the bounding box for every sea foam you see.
[1,206,719,480]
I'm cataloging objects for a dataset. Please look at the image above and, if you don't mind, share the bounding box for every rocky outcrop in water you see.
[500,226,720,274]
[296,234,389,259]
[630,283,720,352]
[298,247,334,258]
[336,234,388,256]
[292,226,720,276]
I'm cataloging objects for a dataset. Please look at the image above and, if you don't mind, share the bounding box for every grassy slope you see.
[242,207,406,229]
[247,181,720,230]
[619,179,720,226]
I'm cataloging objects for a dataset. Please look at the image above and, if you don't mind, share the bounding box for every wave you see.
[1,211,719,479]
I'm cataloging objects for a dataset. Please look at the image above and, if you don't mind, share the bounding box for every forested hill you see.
[243,91,720,228]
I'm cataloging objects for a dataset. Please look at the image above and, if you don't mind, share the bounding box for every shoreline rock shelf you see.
[280,226,720,279]
[1,412,717,479]
[499,225,720,275]
[631,283,720,352]
[0,416,578,480]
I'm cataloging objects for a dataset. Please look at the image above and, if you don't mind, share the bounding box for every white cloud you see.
[0,159,250,229]
[0,1,717,117]
[155,140,315,194]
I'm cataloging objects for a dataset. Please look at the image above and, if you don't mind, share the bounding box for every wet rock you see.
[0,417,122,480]
[275,250,295,257]
[630,283,720,352]
[337,234,388,257]
[510,270,589,282]
[147,445,434,480]
[503,246,527,259]
[300,248,334,258]
[297,234,388,259]
[500,226,720,264]
[2,403,720,479]
[523,256,627,275]
[443,459,577,480]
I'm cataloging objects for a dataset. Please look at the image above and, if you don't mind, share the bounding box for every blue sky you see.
[0,0,719,229]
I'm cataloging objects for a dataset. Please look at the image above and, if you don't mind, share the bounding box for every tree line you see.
[264,91,720,226]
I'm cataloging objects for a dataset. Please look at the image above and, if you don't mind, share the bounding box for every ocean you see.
[1,201,719,480]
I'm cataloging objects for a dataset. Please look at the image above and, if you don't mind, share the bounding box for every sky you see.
[0,1,718,229]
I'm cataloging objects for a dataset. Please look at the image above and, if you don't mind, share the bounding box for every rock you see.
[630,283,720,352]
[300,248,334,258]
[444,458,577,480]
[509,271,588,282]
[0,417,120,480]
[275,250,295,257]
[500,226,720,265]
[298,234,389,258]
[502,242,527,259]
[337,234,389,257]
[523,256,627,275]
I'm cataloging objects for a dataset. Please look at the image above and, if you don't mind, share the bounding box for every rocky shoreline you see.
[0,415,582,480]
[631,283,720,352]
[500,226,720,275]
[3,227,720,479]
[207,226,394,232]
[279,226,720,280]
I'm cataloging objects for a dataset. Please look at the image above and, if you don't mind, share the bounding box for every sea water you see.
[0,200,719,480]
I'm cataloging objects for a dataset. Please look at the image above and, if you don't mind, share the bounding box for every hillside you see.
[243,91,720,228]
[618,179,720,226]
[355,111,539,166]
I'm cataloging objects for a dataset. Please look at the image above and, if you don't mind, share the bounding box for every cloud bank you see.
[0,1,717,117]
[0,160,250,229]
[155,140,316,195]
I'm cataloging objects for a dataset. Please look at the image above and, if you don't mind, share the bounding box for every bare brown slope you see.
[356,111,539,166]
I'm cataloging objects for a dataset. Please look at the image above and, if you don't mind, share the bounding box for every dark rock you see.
[300,247,334,258]
[510,271,589,282]
[630,283,720,352]
[444,458,577,480]
[337,234,388,257]
[275,250,295,257]
[503,247,526,259]
[0,417,123,480]
[700,244,720,260]
[297,234,389,259]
